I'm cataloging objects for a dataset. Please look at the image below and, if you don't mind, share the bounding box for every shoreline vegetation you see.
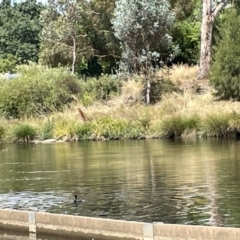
[1,64,240,144]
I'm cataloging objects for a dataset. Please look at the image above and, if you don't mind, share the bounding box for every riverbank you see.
[1,90,240,143]
[1,65,240,143]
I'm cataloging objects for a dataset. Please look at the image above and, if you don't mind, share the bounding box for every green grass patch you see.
[159,114,200,138]
[13,123,36,142]
[203,113,231,137]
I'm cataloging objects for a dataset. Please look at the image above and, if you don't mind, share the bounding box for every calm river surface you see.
[0,138,240,227]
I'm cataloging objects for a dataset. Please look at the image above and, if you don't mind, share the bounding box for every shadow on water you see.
[1,139,240,227]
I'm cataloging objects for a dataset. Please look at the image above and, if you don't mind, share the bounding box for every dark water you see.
[1,138,240,227]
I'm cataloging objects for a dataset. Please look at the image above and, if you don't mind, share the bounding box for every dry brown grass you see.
[156,64,198,86]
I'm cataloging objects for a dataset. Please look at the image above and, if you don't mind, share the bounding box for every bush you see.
[13,124,36,142]
[0,126,5,140]
[0,65,81,118]
[0,54,17,73]
[41,119,54,140]
[210,9,240,100]
[79,75,122,105]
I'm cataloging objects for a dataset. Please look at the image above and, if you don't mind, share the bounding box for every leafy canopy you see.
[210,8,240,100]
[112,0,175,66]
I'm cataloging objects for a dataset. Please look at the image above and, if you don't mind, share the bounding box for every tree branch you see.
[213,0,228,19]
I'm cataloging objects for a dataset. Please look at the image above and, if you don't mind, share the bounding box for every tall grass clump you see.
[52,119,79,140]
[75,122,93,140]
[41,119,55,140]
[203,113,231,137]
[228,112,240,134]
[121,79,144,105]
[91,116,144,140]
[13,123,36,142]
[0,64,81,118]
[0,126,5,141]
[158,114,200,138]
[156,64,198,86]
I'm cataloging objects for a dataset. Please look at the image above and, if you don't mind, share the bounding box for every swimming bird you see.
[74,195,83,205]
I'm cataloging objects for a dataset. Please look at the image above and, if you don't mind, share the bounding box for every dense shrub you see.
[0,65,81,118]
[0,126,5,140]
[0,54,17,73]
[79,75,122,105]
[210,9,240,100]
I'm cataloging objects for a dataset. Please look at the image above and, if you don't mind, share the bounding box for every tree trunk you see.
[198,0,229,79]
[146,77,150,104]
[71,36,76,74]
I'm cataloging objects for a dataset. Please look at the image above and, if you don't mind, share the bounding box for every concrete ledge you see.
[36,212,142,239]
[0,209,29,231]
[1,209,240,240]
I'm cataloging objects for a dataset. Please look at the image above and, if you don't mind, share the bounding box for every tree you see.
[170,0,201,64]
[39,0,92,74]
[0,0,44,64]
[112,0,175,104]
[210,8,240,100]
[198,0,229,79]
[84,0,121,74]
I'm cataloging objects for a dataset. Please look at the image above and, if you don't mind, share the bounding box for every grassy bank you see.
[1,64,240,143]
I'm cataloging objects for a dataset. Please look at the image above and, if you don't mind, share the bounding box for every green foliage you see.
[92,116,126,139]
[160,114,200,137]
[210,9,240,100]
[79,75,122,105]
[172,19,200,64]
[203,114,231,137]
[86,0,120,74]
[91,116,144,140]
[41,119,54,140]
[112,0,175,67]
[13,123,36,142]
[0,0,44,63]
[0,55,17,73]
[53,119,79,139]
[0,126,5,140]
[39,0,91,73]
[0,65,81,118]
[76,122,93,140]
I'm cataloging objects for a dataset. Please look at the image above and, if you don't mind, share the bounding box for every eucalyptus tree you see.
[198,0,230,79]
[112,0,175,104]
[39,0,92,74]
[86,0,121,74]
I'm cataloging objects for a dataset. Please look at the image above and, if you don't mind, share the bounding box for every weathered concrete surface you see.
[153,223,240,240]
[1,209,240,240]
[0,209,29,232]
[36,212,142,239]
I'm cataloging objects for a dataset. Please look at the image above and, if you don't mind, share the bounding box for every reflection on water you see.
[1,139,240,227]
